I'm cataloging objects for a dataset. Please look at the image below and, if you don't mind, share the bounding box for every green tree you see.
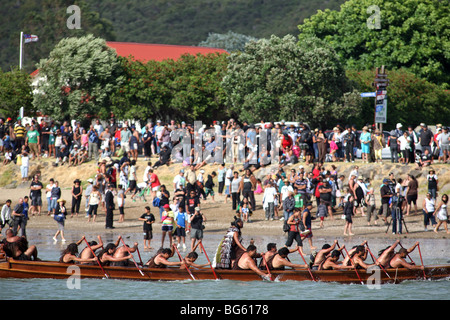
[1,0,116,73]
[222,35,361,128]
[32,35,124,121]
[111,53,229,123]
[0,68,34,118]
[347,68,450,129]
[298,0,450,88]
[199,31,258,52]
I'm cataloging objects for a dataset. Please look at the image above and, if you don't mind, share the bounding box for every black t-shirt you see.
[41,126,50,142]
[159,190,170,207]
[319,183,332,202]
[420,130,433,146]
[380,185,391,204]
[190,213,203,230]
[140,213,155,231]
[427,175,437,189]
[30,181,43,198]
[186,196,200,214]
[205,175,214,189]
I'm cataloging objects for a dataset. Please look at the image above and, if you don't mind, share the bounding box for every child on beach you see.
[139,206,155,249]
[20,151,29,182]
[344,195,355,236]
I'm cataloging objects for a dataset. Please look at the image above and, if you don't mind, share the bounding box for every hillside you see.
[0,0,345,72]
[86,0,344,45]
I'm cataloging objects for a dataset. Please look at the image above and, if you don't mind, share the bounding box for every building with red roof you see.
[106,41,228,62]
[31,42,228,78]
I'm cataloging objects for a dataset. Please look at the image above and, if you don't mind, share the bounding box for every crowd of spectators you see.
[1,117,448,173]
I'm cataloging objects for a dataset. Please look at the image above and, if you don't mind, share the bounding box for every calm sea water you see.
[1,229,449,300]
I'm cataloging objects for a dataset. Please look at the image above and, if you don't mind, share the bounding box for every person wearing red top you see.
[281,133,293,151]
[148,169,161,199]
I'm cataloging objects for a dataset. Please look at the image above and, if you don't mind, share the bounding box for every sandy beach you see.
[1,168,448,244]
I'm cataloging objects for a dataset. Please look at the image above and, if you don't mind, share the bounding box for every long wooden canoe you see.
[0,258,449,284]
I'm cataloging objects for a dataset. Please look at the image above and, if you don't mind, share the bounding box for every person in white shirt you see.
[1,199,12,232]
[143,162,152,184]
[263,182,278,220]
[398,131,412,164]
[45,178,55,214]
[224,164,234,204]
[20,151,29,182]
[173,170,186,191]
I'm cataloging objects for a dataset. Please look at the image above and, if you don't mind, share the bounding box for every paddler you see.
[267,247,308,270]
[232,244,269,278]
[112,237,139,267]
[319,248,353,270]
[145,246,183,268]
[389,242,425,270]
[78,235,104,265]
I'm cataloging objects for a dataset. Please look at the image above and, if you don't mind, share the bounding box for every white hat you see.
[396,123,403,129]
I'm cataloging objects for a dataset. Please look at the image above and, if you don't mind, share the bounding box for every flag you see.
[23,34,39,43]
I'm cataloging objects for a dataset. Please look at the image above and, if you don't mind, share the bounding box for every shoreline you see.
[1,159,449,248]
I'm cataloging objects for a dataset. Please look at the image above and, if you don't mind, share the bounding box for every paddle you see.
[337,242,364,285]
[297,247,316,282]
[261,252,273,281]
[174,245,196,281]
[119,237,144,277]
[399,243,415,264]
[199,241,219,280]
[83,238,109,279]
[136,246,144,266]
[365,242,391,280]
[417,243,427,280]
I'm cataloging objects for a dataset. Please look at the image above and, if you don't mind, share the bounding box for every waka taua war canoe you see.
[0,258,449,284]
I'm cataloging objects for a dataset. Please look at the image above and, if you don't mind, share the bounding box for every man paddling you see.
[311,240,339,270]
[376,240,401,269]
[389,242,424,270]
[97,243,132,266]
[259,243,277,270]
[232,245,269,278]
[112,238,139,267]
[267,247,308,270]
[319,249,354,270]
[183,251,211,269]
[145,246,183,268]
[2,229,39,261]
[79,235,104,265]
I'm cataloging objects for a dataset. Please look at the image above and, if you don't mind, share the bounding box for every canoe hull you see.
[1,259,449,284]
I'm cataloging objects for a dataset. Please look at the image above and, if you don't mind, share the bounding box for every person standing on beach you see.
[30,175,43,217]
[105,184,115,229]
[70,179,83,218]
[139,206,155,249]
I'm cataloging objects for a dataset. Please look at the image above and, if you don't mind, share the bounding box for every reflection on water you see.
[1,229,449,300]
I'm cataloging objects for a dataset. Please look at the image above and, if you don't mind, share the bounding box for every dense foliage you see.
[222,35,362,128]
[110,53,229,123]
[0,68,34,118]
[1,0,115,73]
[32,35,124,121]
[199,31,258,52]
[347,69,450,129]
[298,0,450,88]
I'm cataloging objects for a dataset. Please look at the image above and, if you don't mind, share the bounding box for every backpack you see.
[283,220,290,233]
[152,197,161,207]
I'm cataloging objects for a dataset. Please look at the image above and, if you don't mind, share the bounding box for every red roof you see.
[106,41,229,62]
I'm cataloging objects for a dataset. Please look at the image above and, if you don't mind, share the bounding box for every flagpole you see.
[19,31,23,70]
